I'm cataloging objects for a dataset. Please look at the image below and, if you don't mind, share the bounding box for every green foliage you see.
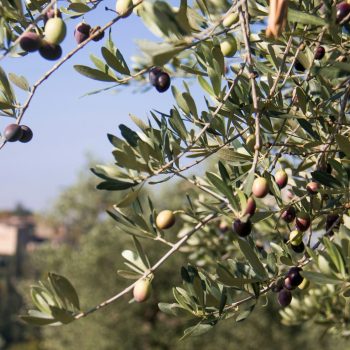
[17,174,348,349]
[3,0,350,345]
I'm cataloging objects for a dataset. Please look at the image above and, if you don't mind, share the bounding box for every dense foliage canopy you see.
[2,0,350,342]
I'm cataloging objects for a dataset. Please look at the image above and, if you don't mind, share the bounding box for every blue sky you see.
[0,0,191,211]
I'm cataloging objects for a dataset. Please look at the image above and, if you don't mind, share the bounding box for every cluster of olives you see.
[20,8,106,60]
[19,9,66,61]
[74,22,105,44]
[131,208,176,303]
[3,124,33,143]
[295,1,350,71]
[272,267,305,307]
[232,170,288,237]
[130,207,176,303]
[149,67,171,93]
[295,44,326,72]
[232,197,256,237]
[284,209,312,252]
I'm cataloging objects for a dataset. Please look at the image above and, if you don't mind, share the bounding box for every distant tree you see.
[43,159,118,244]
[13,203,32,217]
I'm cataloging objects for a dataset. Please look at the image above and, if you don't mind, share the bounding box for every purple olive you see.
[74,22,91,44]
[149,67,162,86]
[232,218,252,237]
[90,26,105,42]
[294,60,305,72]
[44,8,62,24]
[336,2,350,23]
[39,41,62,60]
[155,72,171,93]
[295,212,311,232]
[291,242,305,253]
[287,267,303,287]
[19,125,33,143]
[278,289,292,307]
[314,46,325,60]
[281,206,296,223]
[243,197,256,216]
[19,32,42,52]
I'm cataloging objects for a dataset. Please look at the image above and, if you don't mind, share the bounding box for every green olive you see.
[222,13,239,28]
[116,0,133,17]
[44,18,66,45]
[298,278,310,290]
[220,35,237,57]
[289,230,303,246]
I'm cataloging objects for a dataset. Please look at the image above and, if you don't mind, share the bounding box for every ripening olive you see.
[74,23,91,44]
[44,17,66,45]
[156,210,176,229]
[274,169,288,189]
[133,278,151,303]
[44,8,62,23]
[243,197,256,216]
[306,181,319,195]
[295,212,311,232]
[4,124,23,142]
[281,206,296,223]
[220,35,237,57]
[252,177,269,198]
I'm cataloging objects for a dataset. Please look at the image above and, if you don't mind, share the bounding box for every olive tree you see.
[2,0,350,340]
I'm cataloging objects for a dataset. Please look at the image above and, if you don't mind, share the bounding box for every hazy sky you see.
[0,0,190,211]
